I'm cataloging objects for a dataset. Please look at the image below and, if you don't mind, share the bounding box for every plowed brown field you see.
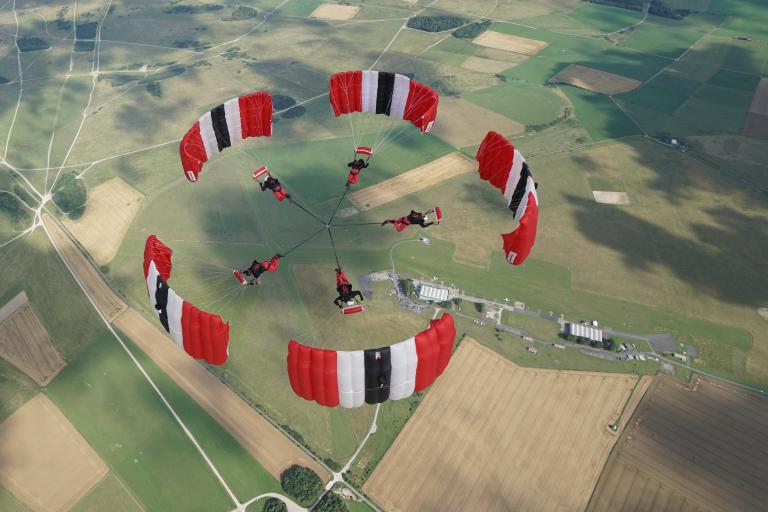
[0,292,65,385]
[588,375,768,512]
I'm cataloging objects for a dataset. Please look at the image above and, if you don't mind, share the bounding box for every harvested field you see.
[0,394,108,512]
[42,213,127,322]
[742,78,768,139]
[550,64,641,95]
[113,309,329,482]
[348,152,475,210]
[309,4,360,20]
[472,31,548,55]
[588,375,768,512]
[593,191,630,205]
[365,339,645,512]
[460,56,514,74]
[64,177,143,265]
[0,291,65,386]
[432,97,524,147]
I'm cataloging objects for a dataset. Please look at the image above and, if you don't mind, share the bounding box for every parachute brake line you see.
[281,226,326,257]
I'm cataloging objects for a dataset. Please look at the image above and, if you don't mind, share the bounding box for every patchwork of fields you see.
[0,0,766,510]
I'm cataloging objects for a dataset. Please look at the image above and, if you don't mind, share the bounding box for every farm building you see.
[417,284,450,302]
[567,323,603,342]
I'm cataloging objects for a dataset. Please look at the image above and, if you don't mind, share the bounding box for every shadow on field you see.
[566,193,768,308]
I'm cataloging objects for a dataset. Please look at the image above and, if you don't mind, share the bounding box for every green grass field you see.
[464,82,568,126]
[46,329,281,510]
[0,485,28,512]
[70,473,143,512]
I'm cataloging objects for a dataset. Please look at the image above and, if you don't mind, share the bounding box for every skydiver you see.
[346,158,369,187]
[333,268,364,308]
[381,209,435,231]
[260,174,290,202]
[241,254,281,285]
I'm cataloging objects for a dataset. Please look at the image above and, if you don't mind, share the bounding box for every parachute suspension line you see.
[327,187,349,225]
[281,225,326,257]
[328,228,341,269]
[331,221,382,227]
[288,197,326,225]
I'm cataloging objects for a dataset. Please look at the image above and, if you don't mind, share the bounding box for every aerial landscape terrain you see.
[0,0,766,511]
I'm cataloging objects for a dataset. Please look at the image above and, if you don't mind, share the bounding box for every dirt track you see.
[44,213,329,482]
[588,375,768,512]
[43,213,127,322]
[0,294,65,386]
[550,64,641,95]
[365,339,642,512]
[64,177,143,265]
[0,394,108,512]
[472,31,548,55]
[348,152,475,211]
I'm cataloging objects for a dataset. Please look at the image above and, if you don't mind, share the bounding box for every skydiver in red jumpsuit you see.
[333,268,364,308]
[346,158,369,187]
[242,255,281,285]
[260,175,290,202]
[381,209,434,232]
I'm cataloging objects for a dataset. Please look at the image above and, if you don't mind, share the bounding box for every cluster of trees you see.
[587,0,692,19]
[262,498,286,512]
[526,105,573,132]
[225,6,260,20]
[53,172,87,219]
[314,492,348,512]
[273,95,306,119]
[399,278,416,298]
[280,465,323,507]
[76,21,98,39]
[18,37,50,53]
[55,7,72,31]
[648,1,691,19]
[0,190,30,224]
[145,82,163,98]
[452,19,491,39]
[407,15,466,33]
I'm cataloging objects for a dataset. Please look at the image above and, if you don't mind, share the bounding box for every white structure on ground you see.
[417,284,450,302]
[567,322,603,342]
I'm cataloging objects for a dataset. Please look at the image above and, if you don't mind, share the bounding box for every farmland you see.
[365,339,647,511]
[0,0,766,509]
[588,374,768,512]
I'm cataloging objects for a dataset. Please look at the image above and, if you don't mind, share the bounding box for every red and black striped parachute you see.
[180,92,272,182]
[287,313,455,408]
[476,131,539,265]
[143,235,230,365]
[329,70,439,134]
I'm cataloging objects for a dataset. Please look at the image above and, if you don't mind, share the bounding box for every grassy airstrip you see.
[1,0,767,508]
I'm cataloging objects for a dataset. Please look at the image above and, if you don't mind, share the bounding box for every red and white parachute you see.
[180,92,272,182]
[329,70,439,134]
[287,313,455,408]
[475,131,539,265]
[143,235,230,365]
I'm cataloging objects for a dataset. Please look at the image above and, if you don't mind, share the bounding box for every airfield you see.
[0,0,767,511]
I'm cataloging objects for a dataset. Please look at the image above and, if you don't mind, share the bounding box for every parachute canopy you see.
[143,235,230,365]
[287,313,455,408]
[180,92,272,182]
[475,131,539,265]
[329,70,439,133]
